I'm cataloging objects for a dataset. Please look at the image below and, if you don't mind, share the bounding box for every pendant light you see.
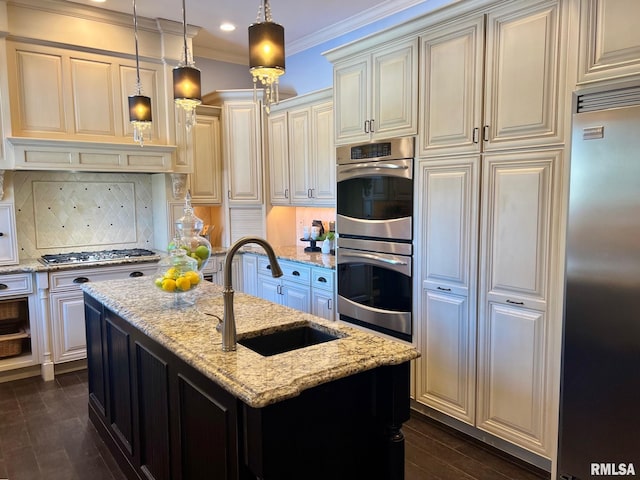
[128,0,152,146]
[173,0,201,130]
[248,0,285,113]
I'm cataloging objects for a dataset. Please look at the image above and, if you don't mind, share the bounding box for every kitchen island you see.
[82,277,419,480]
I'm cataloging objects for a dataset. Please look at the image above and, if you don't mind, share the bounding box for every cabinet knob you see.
[73,277,90,284]
[129,271,144,278]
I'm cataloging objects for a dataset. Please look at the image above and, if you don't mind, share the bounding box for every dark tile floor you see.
[0,371,550,480]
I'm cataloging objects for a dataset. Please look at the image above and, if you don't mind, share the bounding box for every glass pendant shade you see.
[173,65,202,107]
[129,93,152,146]
[248,0,285,113]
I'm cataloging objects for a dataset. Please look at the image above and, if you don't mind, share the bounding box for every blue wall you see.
[282,0,458,95]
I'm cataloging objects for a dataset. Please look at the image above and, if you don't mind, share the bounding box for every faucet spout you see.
[221,236,283,351]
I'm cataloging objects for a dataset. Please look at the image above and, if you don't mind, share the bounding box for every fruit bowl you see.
[154,249,203,306]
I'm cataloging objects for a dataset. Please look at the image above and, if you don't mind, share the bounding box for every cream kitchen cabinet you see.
[256,257,311,313]
[475,150,559,458]
[415,156,479,426]
[577,0,640,85]
[0,203,19,265]
[206,91,264,205]
[48,263,157,364]
[418,0,563,157]
[268,89,335,206]
[311,267,335,321]
[414,148,562,460]
[328,37,418,145]
[5,42,174,170]
[188,105,223,204]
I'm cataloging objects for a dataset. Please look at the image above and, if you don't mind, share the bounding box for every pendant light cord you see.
[182,0,189,65]
[133,0,141,90]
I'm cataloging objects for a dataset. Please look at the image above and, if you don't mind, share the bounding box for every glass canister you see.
[172,192,212,271]
[154,248,202,306]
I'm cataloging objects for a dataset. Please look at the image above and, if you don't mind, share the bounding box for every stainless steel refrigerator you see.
[558,91,640,479]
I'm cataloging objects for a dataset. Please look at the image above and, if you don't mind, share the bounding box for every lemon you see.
[185,271,200,285]
[154,277,163,288]
[176,276,192,291]
[161,278,177,292]
[164,267,178,279]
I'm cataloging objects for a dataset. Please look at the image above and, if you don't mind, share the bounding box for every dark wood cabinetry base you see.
[85,293,411,479]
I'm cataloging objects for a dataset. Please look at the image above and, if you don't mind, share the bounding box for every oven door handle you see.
[340,163,409,173]
[341,251,408,266]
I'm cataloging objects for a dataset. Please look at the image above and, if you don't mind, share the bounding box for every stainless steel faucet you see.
[221,236,283,351]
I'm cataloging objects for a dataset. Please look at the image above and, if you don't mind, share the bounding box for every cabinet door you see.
[418,17,484,156]
[333,56,370,144]
[242,254,258,296]
[417,289,475,425]
[311,289,334,321]
[0,204,19,265]
[288,108,312,205]
[224,101,263,204]
[268,111,290,205]
[50,290,87,363]
[282,281,311,313]
[480,150,557,311]
[371,38,418,141]
[419,157,479,296]
[483,0,562,150]
[578,0,640,84]
[310,101,336,205]
[256,275,281,305]
[190,111,222,204]
[476,302,548,455]
[415,157,479,425]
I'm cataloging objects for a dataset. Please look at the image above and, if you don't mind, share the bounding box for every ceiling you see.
[65,0,431,64]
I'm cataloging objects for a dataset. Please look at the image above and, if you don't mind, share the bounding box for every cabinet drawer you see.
[312,268,334,292]
[257,257,311,285]
[49,263,158,291]
[0,273,33,297]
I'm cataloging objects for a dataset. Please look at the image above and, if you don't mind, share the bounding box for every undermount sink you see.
[238,324,343,357]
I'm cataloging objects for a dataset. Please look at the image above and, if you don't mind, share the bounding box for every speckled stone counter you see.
[82,277,418,408]
[242,245,335,269]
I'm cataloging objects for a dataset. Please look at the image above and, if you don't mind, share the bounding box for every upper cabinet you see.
[207,91,264,205]
[577,0,640,85]
[268,89,335,207]
[418,0,562,157]
[328,38,418,145]
[188,105,223,205]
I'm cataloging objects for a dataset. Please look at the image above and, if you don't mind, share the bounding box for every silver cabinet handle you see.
[483,125,490,141]
[328,298,332,310]
[472,127,479,144]
[364,120,370,133]
[370,119,375,132]
[284,188,289,199]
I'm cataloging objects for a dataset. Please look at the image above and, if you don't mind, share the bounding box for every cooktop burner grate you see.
[40,248,157,265]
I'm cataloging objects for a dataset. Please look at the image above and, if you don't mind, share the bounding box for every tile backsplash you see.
[14,171,154,259]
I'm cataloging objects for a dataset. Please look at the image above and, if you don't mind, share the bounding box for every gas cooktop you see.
[40,248,158,265]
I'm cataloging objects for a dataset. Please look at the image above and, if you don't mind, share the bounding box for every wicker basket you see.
[0,301,20,320]
[0,330,27,358]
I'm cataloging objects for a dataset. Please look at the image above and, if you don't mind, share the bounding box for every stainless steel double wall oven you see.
[336,137,414,341]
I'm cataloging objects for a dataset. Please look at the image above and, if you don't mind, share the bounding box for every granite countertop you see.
[0,245,333,275]
[242,245,335,269]
[82,277,418,408]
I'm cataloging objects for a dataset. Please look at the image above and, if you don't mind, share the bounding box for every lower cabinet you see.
[257,257,311,312]
[85,293,241,480]
[311,267,335,321]
[84,292,411,480]
[49,263,157,364]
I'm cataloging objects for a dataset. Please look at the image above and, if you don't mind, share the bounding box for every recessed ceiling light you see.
[220,23,236,32]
